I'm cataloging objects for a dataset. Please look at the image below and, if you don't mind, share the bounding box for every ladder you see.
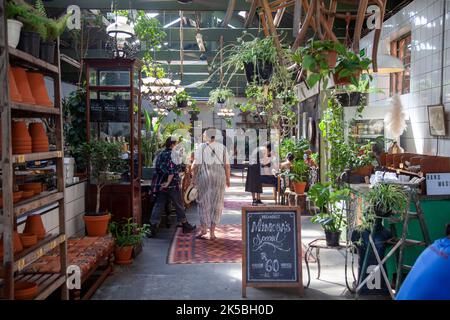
[355,181,431,299]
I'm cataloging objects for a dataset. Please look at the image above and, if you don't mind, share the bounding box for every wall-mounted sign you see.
[426,173,450,195]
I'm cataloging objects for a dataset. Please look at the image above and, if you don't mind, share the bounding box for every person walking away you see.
[148,136,196,237]
[192,130,231,240]
[245,142,278,206]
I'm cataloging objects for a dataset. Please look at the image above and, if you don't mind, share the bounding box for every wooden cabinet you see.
[85,58,142,224]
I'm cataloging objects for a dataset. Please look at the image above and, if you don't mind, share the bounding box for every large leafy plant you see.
[309,183,351,232]
[80,140,127,214]
[63,86,87,172]
[319,95,374,185]
[141,109,161,167]
[109,218,150,247]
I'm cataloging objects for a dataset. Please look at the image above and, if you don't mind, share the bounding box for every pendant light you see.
[368,54,404,74]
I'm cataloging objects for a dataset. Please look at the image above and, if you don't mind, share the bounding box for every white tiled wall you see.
[361,0,450,155]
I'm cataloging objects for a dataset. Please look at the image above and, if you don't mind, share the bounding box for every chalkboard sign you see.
[89,99,130,122]
[102,100,117,121]
[116,98,130,122]
[90,99,103,122]
[242,206,303,297]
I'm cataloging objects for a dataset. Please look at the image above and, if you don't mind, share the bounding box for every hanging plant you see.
[208,88,235,106]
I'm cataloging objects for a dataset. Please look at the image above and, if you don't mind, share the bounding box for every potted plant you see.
[80,140,126,236]
[38,0,68,63]
[287,159,309,194]
[174,90,191,109]
[366,184,408,217]
[309,183,351,246]
[7,1,48,57]
[208,87,235,106]
[109,218,149,265]
[207,33,278,86]
[280,137,310,161]
[334,49,372,86]
[63,86,87,175]
[293,39,343,89]
[5,1,24,48]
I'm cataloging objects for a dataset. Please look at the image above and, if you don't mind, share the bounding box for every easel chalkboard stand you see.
[242,206,303,298]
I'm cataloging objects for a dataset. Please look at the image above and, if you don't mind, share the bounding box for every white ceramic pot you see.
[7,19,23,48]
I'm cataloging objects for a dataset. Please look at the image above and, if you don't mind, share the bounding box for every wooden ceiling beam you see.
[245,0,258,27]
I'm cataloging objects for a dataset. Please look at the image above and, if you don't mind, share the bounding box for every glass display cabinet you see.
[85,58,142,224]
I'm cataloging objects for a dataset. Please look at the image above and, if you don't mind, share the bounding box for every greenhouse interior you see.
[0,0,449,305]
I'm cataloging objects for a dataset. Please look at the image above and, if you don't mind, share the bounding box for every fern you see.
[34,0,47,17]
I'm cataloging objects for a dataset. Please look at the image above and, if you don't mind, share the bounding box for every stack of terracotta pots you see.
[28,122,49,153]
[12,121,32,154]
[26,72,53,107]
[11,67,35,105]
[24,214,46,240]
[8,66,22,103]
[0,231,24,257]
[9,67,53,107]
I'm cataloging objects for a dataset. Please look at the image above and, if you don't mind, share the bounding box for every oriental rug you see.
[167,224,242,264]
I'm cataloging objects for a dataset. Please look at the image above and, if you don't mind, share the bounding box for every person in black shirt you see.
[148,136,196,237]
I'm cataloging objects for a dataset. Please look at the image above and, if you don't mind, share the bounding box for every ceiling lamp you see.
[106,16,134,39]
[368,54,405,74]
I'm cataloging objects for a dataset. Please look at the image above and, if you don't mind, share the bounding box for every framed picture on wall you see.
[428,105,446,136]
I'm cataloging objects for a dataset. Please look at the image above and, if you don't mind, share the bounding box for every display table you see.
[349,184,450,284]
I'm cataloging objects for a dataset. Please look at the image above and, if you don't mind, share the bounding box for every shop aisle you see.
[93,171,357,300]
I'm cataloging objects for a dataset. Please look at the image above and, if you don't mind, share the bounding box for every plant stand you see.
[304,238,358,292]
[355,181,431,299]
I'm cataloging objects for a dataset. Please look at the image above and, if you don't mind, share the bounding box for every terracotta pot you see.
[13,191,23,204]
[325,50,338,69]
[13,231,23,253]
[333,70,361,86]
[0,231,25,254]
[11,67,36,105]
[352,165,373,177]
[14,281,38,300]
[12,121,32,155]
[83,213,111,237]
[26,72,53,107]
[24,214,46,239]
[293,181,307,195]
[19,233,38,248]
[8,66,22,102]
[19,182,42,195]
[28,122,49,153]
[114,245,133,265]
[21,190,35,200]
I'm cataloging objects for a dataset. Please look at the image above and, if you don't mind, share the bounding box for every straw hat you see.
[184,184,198,204]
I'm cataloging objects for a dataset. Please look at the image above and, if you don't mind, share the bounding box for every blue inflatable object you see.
[396,237,450,300]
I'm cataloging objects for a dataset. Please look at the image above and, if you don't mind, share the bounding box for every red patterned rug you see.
[167,224,242,264]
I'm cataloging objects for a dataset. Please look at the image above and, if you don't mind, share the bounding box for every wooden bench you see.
[24,235,114,300]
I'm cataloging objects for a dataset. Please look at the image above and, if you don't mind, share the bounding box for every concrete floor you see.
[93,173,360,300]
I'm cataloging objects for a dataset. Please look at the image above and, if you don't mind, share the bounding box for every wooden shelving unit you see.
[0,0,67,300]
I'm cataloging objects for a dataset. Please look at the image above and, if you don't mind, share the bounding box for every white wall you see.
[361,0,450,155]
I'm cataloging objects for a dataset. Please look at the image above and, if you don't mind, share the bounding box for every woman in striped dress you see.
[192,130,231,240]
